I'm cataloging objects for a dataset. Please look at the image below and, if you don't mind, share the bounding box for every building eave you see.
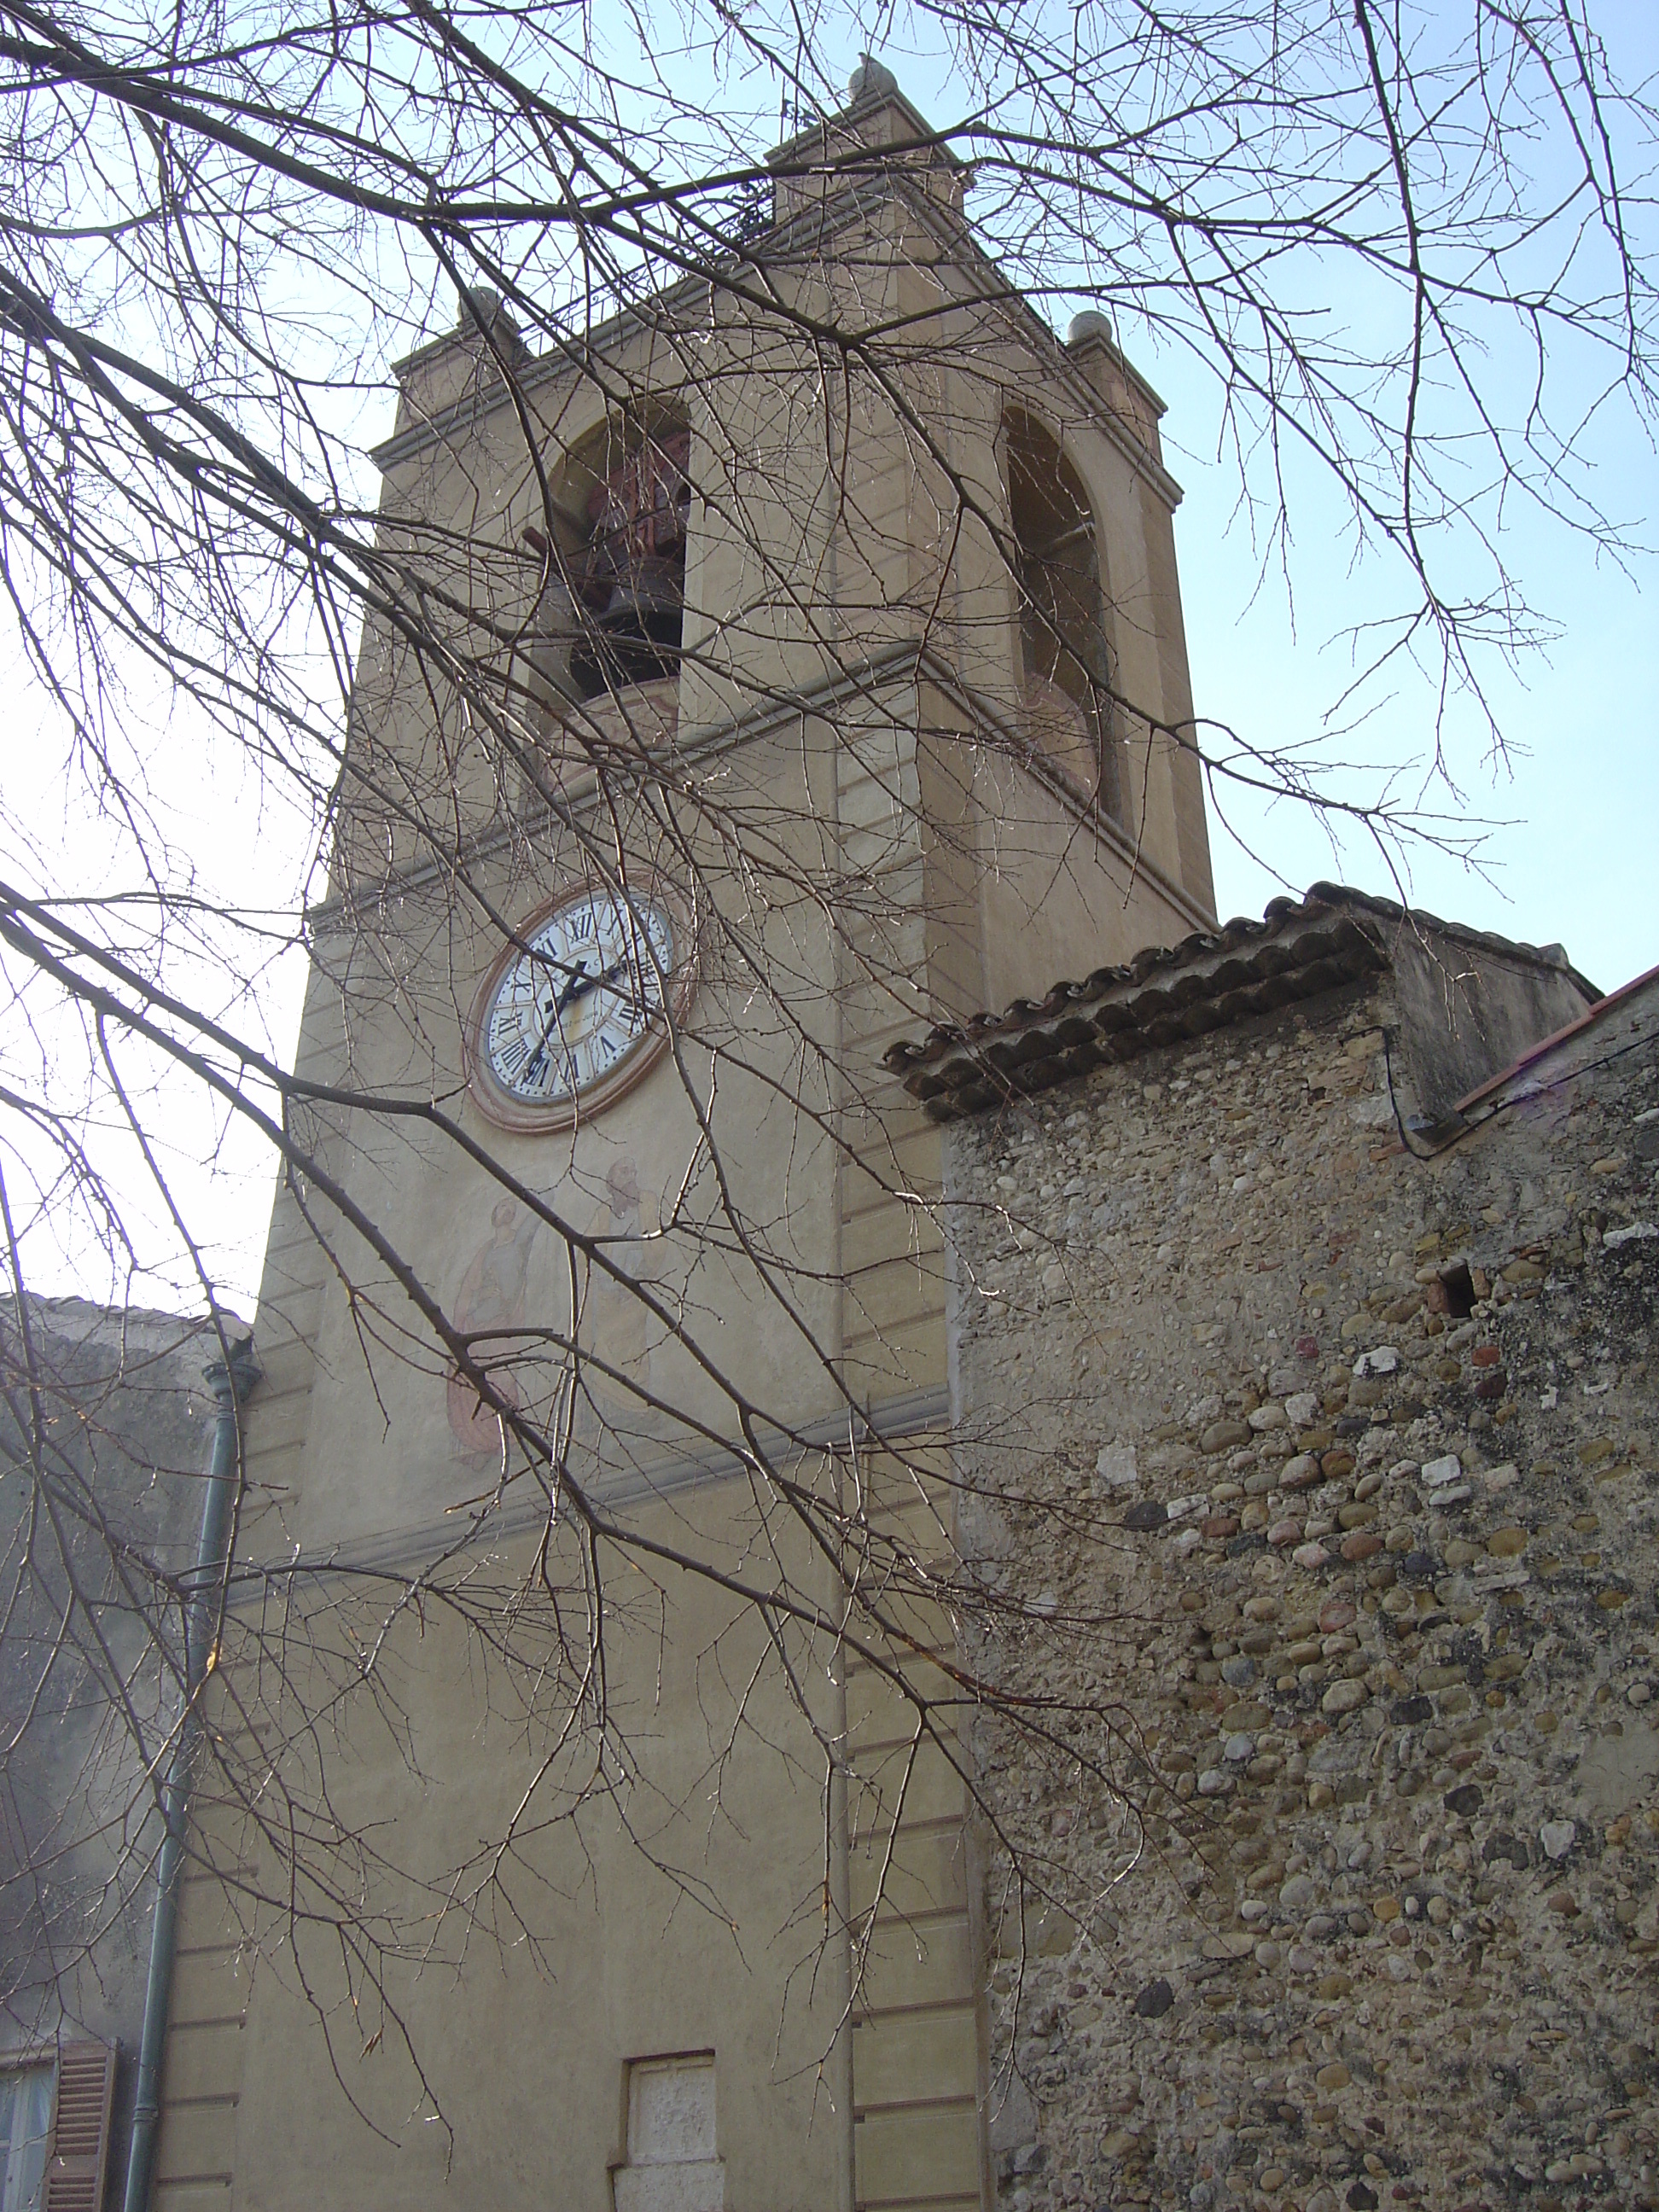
[882,883,1599,1121]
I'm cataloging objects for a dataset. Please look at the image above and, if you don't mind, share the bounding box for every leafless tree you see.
[0,0,1654,2166]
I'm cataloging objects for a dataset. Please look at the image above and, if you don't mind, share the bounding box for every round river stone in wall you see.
[1202,1420,1253,1453]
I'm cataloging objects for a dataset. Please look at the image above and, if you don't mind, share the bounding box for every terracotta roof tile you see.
[882,882,1596,1121]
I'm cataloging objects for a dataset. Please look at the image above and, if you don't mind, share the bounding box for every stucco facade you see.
[146,66,1216,2212]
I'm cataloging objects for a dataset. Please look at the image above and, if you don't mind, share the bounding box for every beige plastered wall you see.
[148,196,1215,2212]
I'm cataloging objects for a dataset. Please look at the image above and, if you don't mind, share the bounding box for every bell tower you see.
[147,61,1214,2212]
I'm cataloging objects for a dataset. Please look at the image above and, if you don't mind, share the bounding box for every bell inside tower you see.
[568,424,692,701]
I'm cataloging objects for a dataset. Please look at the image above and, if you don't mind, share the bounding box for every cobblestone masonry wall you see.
[944,973,1659,2212]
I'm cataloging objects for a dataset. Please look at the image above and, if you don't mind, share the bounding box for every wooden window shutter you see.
[44,2040,115,2212]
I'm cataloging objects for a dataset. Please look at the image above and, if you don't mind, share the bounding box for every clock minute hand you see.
[518,950,644,1090]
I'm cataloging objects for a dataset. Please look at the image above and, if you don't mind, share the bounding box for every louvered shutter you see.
[44,2041,115,2212]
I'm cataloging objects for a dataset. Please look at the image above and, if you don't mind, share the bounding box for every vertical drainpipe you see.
[122,1333,259,2212]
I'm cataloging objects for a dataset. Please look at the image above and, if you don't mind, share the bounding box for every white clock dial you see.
[480,891,677,1111]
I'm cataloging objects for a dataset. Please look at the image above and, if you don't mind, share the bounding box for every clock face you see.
[467,885,690,1128]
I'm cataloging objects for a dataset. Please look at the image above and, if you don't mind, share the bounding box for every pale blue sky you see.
[1167,347,1659,997]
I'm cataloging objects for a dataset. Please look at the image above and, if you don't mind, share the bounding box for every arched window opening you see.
[567,421,692,701]
[1005,414,1122,821]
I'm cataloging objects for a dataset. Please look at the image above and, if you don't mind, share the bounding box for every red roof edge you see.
[1452,959,1659,1119]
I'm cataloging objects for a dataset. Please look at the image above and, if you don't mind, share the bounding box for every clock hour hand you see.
[514,946,649,1093]
[555,960,595,1015]
[562,952,633,1008]
[521,958,591,1084]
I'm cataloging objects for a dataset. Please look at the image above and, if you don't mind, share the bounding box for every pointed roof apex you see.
[847,53,899,104]
[454,285,523,352]
[765,54,963,221]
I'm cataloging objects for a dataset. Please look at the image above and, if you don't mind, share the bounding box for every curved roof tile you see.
[882,882,1595,1121]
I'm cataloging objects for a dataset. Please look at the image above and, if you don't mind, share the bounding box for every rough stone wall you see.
[945,971,1659,2212]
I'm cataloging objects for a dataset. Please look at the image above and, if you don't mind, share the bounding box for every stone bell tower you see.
[146,61,1215,2212]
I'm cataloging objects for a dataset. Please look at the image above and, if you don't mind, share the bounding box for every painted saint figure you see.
[446,1196,541,1459]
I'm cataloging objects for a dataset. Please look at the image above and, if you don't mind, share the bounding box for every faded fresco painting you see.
[446,1195,542,1459]
[446,1161,670,1468]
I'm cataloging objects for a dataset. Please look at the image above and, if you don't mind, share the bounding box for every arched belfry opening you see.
[571,418,691,699]
[527,413,693,707]
[1004,412,1124,822]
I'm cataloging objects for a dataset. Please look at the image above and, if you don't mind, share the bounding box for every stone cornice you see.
[307,638,1216,941]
